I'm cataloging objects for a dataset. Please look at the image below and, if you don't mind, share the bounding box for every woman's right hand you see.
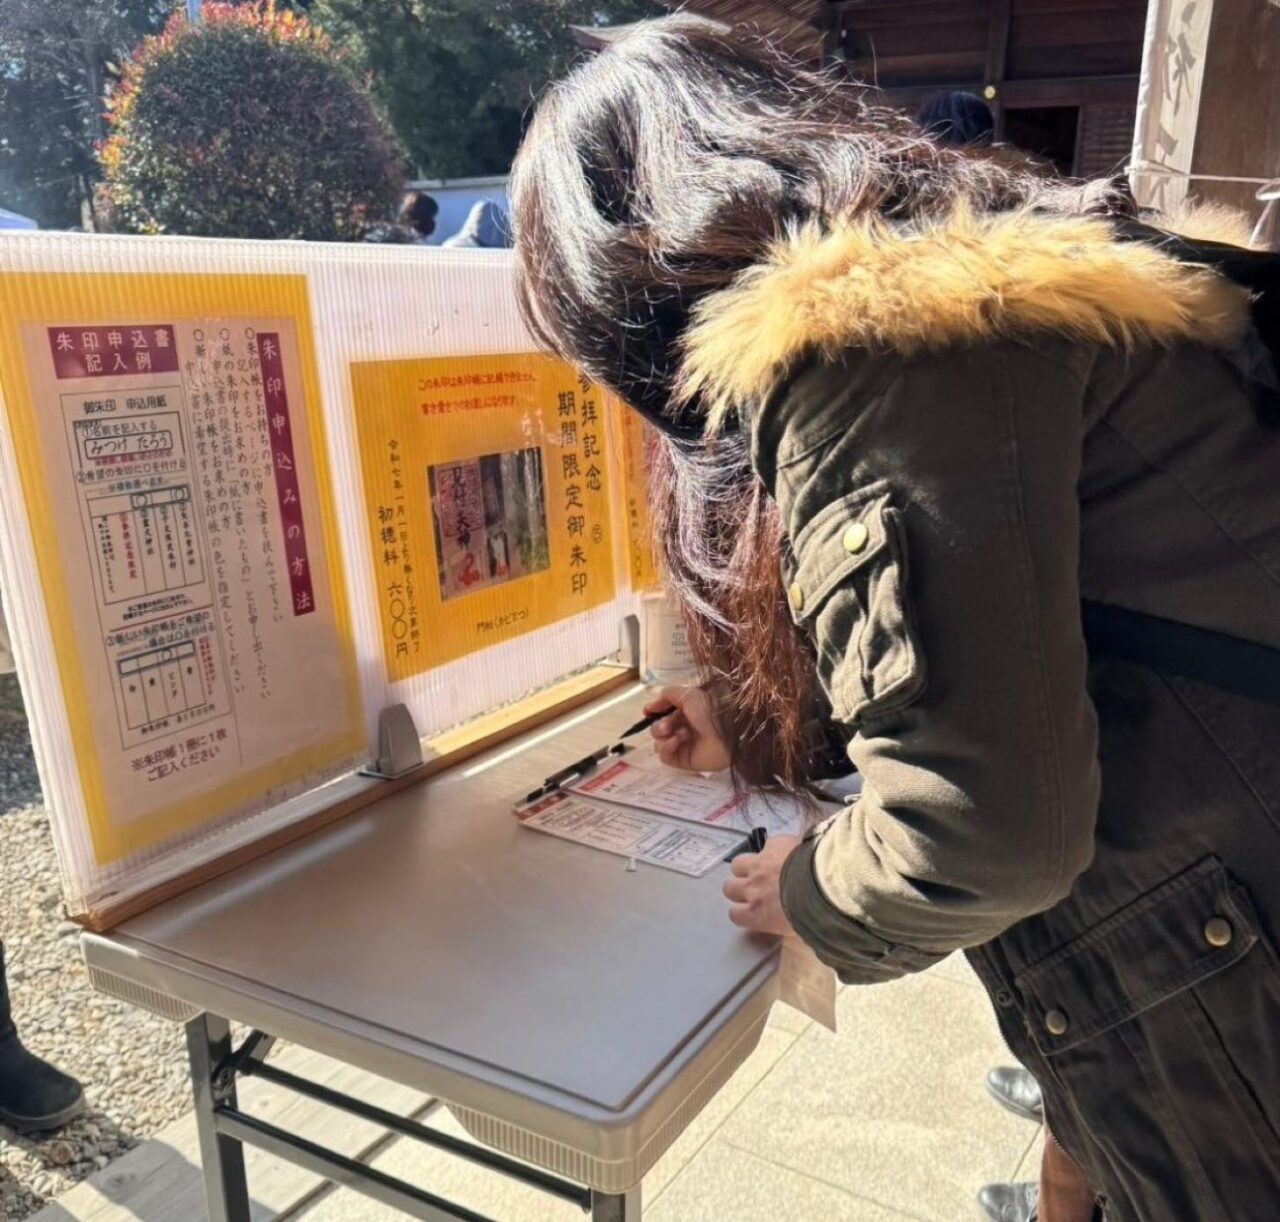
[646,685,731,773]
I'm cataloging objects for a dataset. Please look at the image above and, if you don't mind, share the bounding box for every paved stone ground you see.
[1,676,191,1222]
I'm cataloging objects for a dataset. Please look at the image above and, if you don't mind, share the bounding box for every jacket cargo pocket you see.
[785,482,926,725]
[1017,857,1260,1054]
[1017,856,1280,1202]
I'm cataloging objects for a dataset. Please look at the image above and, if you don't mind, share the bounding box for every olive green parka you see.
[681,205,1280,1221]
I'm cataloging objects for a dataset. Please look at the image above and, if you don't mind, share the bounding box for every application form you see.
[564,751,823,837]
[515,791,744,876]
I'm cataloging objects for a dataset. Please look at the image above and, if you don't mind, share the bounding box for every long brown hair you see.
[511,15,1128,786]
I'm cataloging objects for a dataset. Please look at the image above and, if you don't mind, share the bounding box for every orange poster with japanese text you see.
[352,353,620,680]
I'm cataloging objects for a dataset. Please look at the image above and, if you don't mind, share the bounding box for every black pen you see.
[523,707,678,804]
[726,827,768,862]
[617,705,677,740]
[546,747,611,787]
[524,747,615,804]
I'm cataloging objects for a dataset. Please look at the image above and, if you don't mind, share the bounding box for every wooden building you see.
[576,1,1148,177]
[573,1,1280,235]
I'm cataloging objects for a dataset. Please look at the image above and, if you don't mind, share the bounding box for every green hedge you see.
[101,2,402,240]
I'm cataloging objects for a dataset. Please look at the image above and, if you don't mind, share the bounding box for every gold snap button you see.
[1044,1008,1069,1037]
[1204,916,1234,948]
[841,522,869,554]
[788,582,805,613]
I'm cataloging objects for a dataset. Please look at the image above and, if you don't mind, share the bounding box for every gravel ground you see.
[0,675,191,1221]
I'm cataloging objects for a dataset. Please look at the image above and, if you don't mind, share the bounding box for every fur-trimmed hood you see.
[677,207,1254,432]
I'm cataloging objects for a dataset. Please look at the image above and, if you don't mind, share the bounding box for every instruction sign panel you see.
[0,272,365,863]
[352,352,619,680]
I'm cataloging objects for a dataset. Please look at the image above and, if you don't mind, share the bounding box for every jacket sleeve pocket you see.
[786,482,926,725]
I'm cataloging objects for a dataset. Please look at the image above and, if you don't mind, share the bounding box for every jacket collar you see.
[676,206,1253,434]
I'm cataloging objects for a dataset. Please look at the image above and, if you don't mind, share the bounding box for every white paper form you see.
[564,751,825,838]
[515,791,745,877]
[567,755,737,820]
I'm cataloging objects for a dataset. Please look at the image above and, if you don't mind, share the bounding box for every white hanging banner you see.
[1130,0,1216,212]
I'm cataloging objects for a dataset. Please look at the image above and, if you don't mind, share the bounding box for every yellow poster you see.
[612,398,658,592]
[0,272,365,864]
[352,353,619,679]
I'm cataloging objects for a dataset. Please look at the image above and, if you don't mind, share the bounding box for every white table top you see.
[82,682,781,1190]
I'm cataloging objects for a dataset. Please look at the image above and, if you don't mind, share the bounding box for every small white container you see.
[640,591,699,687]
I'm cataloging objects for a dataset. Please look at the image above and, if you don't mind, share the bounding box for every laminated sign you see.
[0,237,663,921]
[352,353,623,681]
[0,270,365,871]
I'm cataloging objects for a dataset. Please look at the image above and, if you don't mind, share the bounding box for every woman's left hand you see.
[722,835,802,936]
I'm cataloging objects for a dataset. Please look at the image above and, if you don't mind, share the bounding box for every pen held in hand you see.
[618,705,677,740]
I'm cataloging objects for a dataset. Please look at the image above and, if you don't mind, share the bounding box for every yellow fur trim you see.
[1160,199,1257,248]
[678,208,1252,433]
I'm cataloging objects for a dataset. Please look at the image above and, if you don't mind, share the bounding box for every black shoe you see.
[0,1028,86,1133]
[986,1065,1044,1123]
[978,1181,1039,1222]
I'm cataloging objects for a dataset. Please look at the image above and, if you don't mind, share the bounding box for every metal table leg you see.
[186,1014,639,1222]
[591,1186,641,1221]
[186,1013,252,1222]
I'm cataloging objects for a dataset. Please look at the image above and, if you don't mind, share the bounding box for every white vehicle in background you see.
[0,208,37,231]
[409,175,508,246]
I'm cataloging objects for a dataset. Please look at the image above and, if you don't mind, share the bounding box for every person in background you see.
[511,16,1280,1222]
[0,606,85,1132]
[987,1065,1044,1128]
[398,191,439,243]
[982,1068,1046,1221]
[916,90,995,146]
[442,200,511,249]
[1,947,85,1133]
